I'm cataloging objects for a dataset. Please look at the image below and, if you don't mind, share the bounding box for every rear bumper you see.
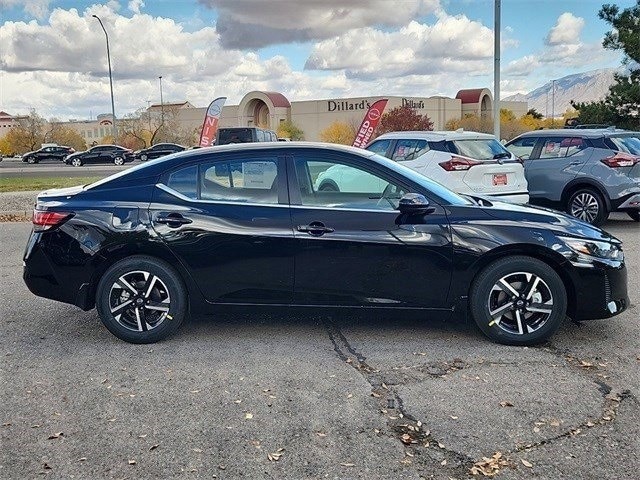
[569,261,629,321]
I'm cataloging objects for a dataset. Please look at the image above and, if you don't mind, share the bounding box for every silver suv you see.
[506,129,640,225]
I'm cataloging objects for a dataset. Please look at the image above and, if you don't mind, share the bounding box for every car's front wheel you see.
[71,157,83,167]
[140,154,148,161]
[470,256,567,346]
[114,156,125,166]
[566,188,608,225]
[96,256,187,343]
[27,156,37,164]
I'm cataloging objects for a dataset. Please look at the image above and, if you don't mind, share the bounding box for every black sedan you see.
[64,145,134,166]
[22,145,75,164]
[23,143,628,345]
[135,143,185,161]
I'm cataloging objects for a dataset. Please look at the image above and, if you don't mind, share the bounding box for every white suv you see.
[365,131,529,204]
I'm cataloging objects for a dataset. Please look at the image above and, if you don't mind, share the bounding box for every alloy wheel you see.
[71,158,82,167]
[487,271,554,336]
[114,156,125,166]
[108,270,171,332]
[570,192,599,223]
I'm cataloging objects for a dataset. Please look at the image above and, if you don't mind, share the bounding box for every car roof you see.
[373,130,498,141]
[516,128,634,139]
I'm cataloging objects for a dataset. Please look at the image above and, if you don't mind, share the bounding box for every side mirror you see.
[398,193,436,215]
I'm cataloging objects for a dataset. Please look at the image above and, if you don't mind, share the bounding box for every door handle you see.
[297,221,334,236]
[155,212,193,227]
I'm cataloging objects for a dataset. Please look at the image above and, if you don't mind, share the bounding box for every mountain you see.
[504,69,617,117]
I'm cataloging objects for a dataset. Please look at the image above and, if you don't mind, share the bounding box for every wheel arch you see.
[466,244,578,319]
[82,241,203,313]
[561,179,611,212]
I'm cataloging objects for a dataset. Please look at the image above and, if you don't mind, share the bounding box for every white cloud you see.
[127,0,144,15]
[545,12,584,46]
[0,0,51,19]
[199,0,441,48]
[305,14,495,80]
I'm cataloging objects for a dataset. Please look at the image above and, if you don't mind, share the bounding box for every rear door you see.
[150,152,294,304]
[288,150,453,308]
[524,136,591,202]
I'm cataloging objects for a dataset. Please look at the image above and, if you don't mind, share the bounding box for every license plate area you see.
[492,173,508,186]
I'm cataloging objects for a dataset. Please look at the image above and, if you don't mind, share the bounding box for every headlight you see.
[559,236,623,261]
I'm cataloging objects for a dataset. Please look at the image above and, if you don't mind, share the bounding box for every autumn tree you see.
[44,121,87,151]
[377,105,433,135]
[320,121,356,145]
[572,1,639,129]
[4,109,46,154]
[277,120,304,140]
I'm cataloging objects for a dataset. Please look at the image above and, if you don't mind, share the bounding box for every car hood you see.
[477,198,620,243]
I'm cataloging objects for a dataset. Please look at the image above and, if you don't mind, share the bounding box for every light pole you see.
[158,76,164,125]
[551,79,556,127]
[92,14,117,144]
[493,0,501,141]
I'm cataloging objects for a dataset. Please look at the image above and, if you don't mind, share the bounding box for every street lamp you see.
[92,14,117,144]
[493,0,501,141]
[158,76,165,125]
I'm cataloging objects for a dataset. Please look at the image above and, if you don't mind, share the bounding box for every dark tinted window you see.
[167,165,198,199]
[366,139,392,157]
[217,128,255,144]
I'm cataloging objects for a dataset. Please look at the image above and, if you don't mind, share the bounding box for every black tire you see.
[566,188,608,226]
[140,154,148,161]
[27,156,37,164]
[71,157,83,167]
[318,182,339,192]
[470,256,567,346]
[96,256,187,343]
[627,210,640,222]
[114,156,125,166]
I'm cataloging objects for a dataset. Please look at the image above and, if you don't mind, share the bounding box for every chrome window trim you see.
[156,183,400,214]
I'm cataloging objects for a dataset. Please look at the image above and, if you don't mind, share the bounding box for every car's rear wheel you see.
[114,156,125,166]
[27,156,37,164]
[71,157,83,167]
[566,188,608,225]
[627,210,640,222]
[140,154,148,161]
[470,256,567,346]
[96,256,187,343]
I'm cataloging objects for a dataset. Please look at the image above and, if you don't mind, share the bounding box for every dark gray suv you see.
[506,129,640,225]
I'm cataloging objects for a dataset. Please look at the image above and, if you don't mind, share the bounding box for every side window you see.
[390,140,429,161]
[507,136,538,159]
[366,139,392,157]
[294,158,406,211]
[200,158,278,204]
[256,130,265,142]
[539,137,586,159]
[167,165,198,199]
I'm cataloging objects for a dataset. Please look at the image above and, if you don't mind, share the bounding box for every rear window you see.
[450,139,511,160]
[608,135,640,155]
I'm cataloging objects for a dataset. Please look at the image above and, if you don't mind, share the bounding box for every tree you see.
[377,105,433,135]
[45,122,87,151]
[2,109,45,154]
[526,108,544,120]
[320,121,356,145]
[277,120,304,140]
[572,1,639,130]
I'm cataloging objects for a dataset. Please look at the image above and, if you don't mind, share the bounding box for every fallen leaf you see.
[128,460,136,465]
[79,457,87,462]
[470,452,508,477]
[347,393,353,399]
[245,413,253,419]
[138,434,147,438]
[43,463,52,470]
[190,390,200,393]
[499,401,514,407]
[371,392,381,398]
[316,432,327,437]
[193,448,203,453]
[438,442,445,449]
[47,432,63,440]
[521,459,533,468]
[450,415,458,420]
[149,444,159,451]
[441,459,447,466]
[31,424,41,428]
[550,420,560,427]
[533,427,540,433]
[400,434,412,445]
[234,400,242,404]
[340,463,355,467]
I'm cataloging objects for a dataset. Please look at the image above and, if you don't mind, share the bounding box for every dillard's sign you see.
[327,98,425,112]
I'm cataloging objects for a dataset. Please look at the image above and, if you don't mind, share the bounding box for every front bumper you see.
[569,260,629,321]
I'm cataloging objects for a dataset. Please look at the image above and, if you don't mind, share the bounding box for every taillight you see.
[439,156,482,171]
[601,153,639,168]
[32,210,73,232]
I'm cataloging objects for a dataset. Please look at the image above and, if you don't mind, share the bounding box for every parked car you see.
[214,127,278,145]
[64,145,134,166]
[134,143,185,161]
[506,129,640,224]
[365,131,529,204]
[24,143,628,346]
[22,145,75,164]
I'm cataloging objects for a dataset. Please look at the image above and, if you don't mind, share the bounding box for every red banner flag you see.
[198,97,227,147]
[352,99,388,148]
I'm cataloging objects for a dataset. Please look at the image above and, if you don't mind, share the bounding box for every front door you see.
[150,153,294,304]
[288,151,453,308]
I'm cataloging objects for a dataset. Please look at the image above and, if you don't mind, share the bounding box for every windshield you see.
[609,135,640,155]
[367,152,472,206]
[453,139,511,160]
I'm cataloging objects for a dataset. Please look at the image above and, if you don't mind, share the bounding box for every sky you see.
[0,0,633,120]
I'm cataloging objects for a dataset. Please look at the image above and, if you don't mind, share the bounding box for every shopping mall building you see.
[0,88,528,145]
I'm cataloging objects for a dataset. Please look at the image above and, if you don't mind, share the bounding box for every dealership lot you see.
[1,217,638,479]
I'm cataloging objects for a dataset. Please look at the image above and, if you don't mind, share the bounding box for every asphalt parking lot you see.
[1,216,638,479]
